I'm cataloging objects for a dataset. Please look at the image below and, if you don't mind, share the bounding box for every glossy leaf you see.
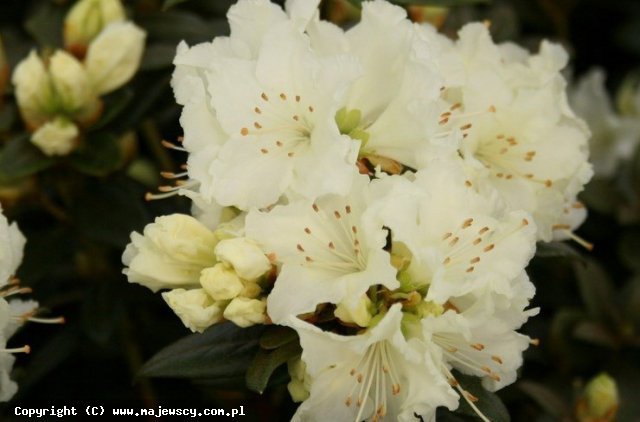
[259,326,298,350]
[163,0,191,11]
[68,133,123,177]
[138,323,264,379]
[246,341,301,394]
[0,134,55,182]
[454,372,510,422]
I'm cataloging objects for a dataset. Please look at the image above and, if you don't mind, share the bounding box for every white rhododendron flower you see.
[570,68,640,178]
[435,23,592,241]
[290,305,459,422]
[129,0,600,419]
[172,9,361,209]
[246,173,399,323]
[367,161,537,305]
[0,206,46,402]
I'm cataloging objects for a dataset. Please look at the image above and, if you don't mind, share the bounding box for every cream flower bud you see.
[64,0,126,56]
[576,373,619,422]
[222,297,266,328]
[239,280,262,299]
[31,117,79,156]
[334,295,373,327]
[214,238,271,281]
[122,214,218,292]
[287,357,311,403]
[162,288,223,333]
[11,51,55,129]
[199,263,244,301]
[49,50,97,116]
[85,21,146,95]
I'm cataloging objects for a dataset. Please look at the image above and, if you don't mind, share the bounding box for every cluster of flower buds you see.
[11,0,145,156]
[122,214,272,331]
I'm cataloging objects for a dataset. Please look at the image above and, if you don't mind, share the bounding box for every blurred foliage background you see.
[0,0,638,420]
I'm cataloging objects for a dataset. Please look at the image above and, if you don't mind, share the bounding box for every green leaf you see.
[24,1,64,49]
[138,322,264,379]
[90,89,135,131]
[0,134,55,182]
[535,241,583,260]
[346,0,490,7]
[572,320,619,348]
[246,341,301,394]
[68,132,123,177]
[71,177,149,248]
[138,11,228,45]
[454,372,510,422]
[517,381,569,419]
[259,326,298,350]
[618,227,640,272]
[573,259,621,324]
[579,178,621,215]
[389,0,490,4]
[140,44,178,71]
[163,0,191,10]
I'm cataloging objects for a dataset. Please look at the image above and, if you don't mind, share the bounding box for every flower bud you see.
[64,0,126,57]
[214,237,271,281]
[576,373,619,422]
[49,50,99,119]
[85,21,146,95]
[199,263,244,301]
[335,295,373,327]
[122,214,217,292]
[223,297,266,328]
[239,280,262,299]
[162,288,223,333]
[11,51,55,129]
[31,117,79,156]
[287,357,311,403]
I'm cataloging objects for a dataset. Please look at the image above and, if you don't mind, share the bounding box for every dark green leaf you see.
[71,177,149,248]
[618,228,640,272]
[68,132,123,177]
[390,0,490,4]
[18,227,76,286]
[517,381,569,418]
[0,102,17,131]
[140,43,178,71]
[12,327,79,402]
[0,134,55,181]
[24,1,64,48]
[259,326,298,350]
[246,341,301,394]
[163,0,191,10]
[579,178,621,215]
[90,89,135,131]
[573,259,621,324]
[138,11,228,45]
[535,241,582,260]
[138,323,264,379]
[572,321,619,349]
[346,0,490,7]
[454,372,510,422]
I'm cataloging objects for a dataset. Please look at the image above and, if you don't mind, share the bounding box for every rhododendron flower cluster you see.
[123,0,592,420]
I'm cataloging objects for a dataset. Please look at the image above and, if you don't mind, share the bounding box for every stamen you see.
[2,345,30,354]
